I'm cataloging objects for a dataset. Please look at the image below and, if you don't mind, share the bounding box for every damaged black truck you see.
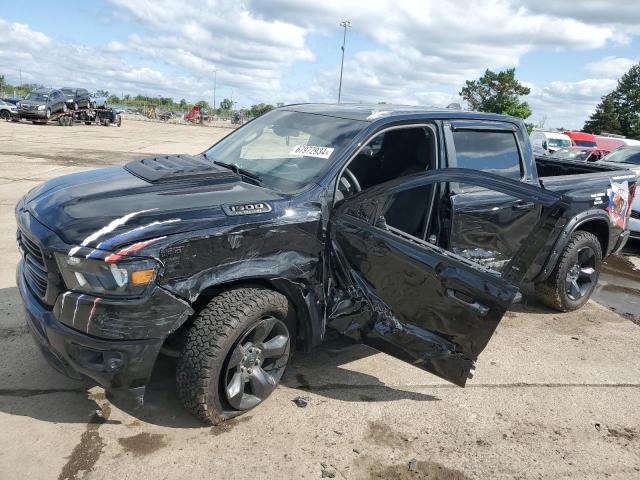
[16,104,637,424]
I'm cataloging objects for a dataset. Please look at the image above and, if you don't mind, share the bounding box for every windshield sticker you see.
[290,145,334,159]
[606,181,630,228]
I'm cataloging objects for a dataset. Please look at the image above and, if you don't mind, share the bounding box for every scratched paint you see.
[105,236,166,264]
[68,209,157,256]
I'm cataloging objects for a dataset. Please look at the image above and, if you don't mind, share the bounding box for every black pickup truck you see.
[16,104,636,424]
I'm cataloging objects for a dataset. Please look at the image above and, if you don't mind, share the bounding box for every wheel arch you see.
[534,209,610,283]
[186,276,323,352]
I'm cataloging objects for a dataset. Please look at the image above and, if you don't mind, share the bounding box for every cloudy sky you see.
[1,0,639,128]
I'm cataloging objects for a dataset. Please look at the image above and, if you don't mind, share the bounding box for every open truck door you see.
[329,169,568,386]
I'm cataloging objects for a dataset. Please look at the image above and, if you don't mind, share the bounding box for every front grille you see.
[18,229,49,300]
[631,210,640,220]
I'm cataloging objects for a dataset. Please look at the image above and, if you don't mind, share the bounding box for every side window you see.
[374,185,434,239]
[452,130,522,180]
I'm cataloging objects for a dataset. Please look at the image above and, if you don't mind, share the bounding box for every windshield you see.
[574,140,597,147]
[25,92,49,102]
[548,138,571,148]
[602,148,640,165]
[203,110,367,192]
[552,148,592,161]
[60,88,74,95]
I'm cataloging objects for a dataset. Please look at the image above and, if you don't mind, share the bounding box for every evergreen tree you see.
[583,94,621,135]
[612,63,640,139]
[460,68,532,119]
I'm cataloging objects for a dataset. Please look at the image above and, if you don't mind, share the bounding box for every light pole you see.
[213,70,217,110]
[338,20,351,103]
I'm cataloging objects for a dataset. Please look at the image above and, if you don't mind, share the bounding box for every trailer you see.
[25,107,122,127]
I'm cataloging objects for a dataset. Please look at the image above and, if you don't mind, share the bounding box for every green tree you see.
[611,62,640,139]
[249,103,274,118]
[460,68,532,119]
[583,93,621,135]
[195,100,210,109]
[219,98,233,111]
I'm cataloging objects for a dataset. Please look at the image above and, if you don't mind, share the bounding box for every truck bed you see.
[535,156,634,195]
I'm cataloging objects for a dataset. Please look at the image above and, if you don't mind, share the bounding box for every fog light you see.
[104,352,124,371]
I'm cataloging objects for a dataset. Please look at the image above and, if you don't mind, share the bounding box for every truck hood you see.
[21,154,287,250]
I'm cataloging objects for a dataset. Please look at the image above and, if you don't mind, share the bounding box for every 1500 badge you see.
[223,202,273,216]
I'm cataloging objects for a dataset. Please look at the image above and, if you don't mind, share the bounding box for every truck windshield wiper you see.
[212,160,263,186]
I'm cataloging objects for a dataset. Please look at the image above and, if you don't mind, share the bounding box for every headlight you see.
[37,105,46,110]
[55,253,158,297]
[16,102,21,108]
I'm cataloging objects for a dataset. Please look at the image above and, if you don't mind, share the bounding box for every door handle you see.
[445,288,490,316]
[512,201,535,210]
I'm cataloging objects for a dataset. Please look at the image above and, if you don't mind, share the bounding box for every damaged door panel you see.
[328,168,568,386]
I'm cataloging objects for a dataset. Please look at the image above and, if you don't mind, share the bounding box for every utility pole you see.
[19,68,22,86]
[338,20,351,103]
[213,70,217,110]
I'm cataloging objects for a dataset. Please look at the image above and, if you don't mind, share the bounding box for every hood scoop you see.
[125,154,240,185]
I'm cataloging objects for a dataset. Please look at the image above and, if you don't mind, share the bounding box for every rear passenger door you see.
[444,121,541,271]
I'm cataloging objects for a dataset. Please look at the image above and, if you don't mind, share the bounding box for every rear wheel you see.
[0,110,10,121]
[176,288,294,424]
[535,231,602,312]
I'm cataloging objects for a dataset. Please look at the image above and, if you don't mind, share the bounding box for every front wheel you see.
[535,231,602,312]
[176,288,294,424]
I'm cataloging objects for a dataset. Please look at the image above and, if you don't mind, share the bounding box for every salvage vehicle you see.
[0,99,17,121]
[17,88,67,122]
[90,92,108,109]
[16,104,636,424]
[530,130,571,154]
[549,146,608,162]
[60,87,91,110]
[598,146,640,239]
[563,131,598,148]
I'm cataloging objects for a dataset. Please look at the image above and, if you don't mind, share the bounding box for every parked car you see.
[90,92,108,108]
[530,130,571,154]
[17,88,67,122]
[594,135,626,152]
[550,146,608,162]
[16,104,636,424]
[60,87,91,110]
[0,99,17,121]
[598,146,640,239]
[1,95,23,105]
[563,131,598,148]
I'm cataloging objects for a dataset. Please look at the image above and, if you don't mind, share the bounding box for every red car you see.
[563,131,597,148]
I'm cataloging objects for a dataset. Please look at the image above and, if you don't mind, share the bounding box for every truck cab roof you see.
[279,103,522,123]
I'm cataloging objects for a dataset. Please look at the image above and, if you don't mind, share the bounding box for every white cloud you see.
[0,0,638,128]
[585,56,638,77]
[527,78,619,129]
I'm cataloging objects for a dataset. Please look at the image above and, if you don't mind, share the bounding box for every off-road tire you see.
[535,231,602,312]
[176,288,293,424]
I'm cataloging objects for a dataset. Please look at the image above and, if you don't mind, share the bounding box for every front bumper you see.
[18,109,47,119]
[17,260,191,407]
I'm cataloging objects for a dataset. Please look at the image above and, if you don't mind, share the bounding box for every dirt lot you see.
[1,118,639,480]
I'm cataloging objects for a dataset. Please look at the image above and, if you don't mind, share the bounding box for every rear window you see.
[452,130,522,180]
[574,140,597,148]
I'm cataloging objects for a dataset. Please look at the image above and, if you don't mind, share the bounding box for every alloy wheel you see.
[565,246,597,301]
[223,316,290,411]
